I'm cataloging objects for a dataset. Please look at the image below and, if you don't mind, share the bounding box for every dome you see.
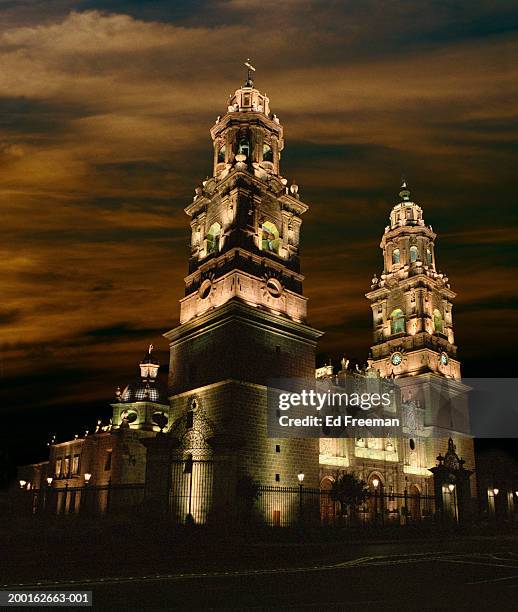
[119,380,168,405]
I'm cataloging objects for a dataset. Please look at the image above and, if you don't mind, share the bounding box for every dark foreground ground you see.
[2,519,518,610]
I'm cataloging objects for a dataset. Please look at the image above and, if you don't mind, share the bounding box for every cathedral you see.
[18,68,475,525]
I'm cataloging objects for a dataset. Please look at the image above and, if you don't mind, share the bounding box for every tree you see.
[237,474,261,522]
[237,474,261,503]
[330,473,370,519]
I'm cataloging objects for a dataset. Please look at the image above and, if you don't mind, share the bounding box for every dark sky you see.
[1,1,517,465]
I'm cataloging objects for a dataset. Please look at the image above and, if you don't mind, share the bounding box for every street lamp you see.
[491,488,500,524]
[19,480,26,489]
[448,483,458,523]
[372,478,380,525]
[82,473,92,515]
[297,472,304,525]
[43,477,53,512]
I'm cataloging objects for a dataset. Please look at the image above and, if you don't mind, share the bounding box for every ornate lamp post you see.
[448,483,458,523]
[83,473,92,515]
[297,472,305,525]
[372,478,379,525]
[487,487,499,523]
[44,477,53,513]
[493,487,500,523]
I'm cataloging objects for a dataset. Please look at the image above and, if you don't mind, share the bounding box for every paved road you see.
[5,541,518,610]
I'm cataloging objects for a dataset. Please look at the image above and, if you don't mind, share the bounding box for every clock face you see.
[440,353,449,366]
[391,352,402,366]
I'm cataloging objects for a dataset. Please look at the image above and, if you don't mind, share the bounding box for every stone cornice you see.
[184,168,307,218]
[164,299,323,345]
[366,273,456,300]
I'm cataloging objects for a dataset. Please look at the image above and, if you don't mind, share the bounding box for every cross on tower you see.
[244,59,255,87]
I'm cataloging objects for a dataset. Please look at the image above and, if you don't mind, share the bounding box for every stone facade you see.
[319,182,476,511]
[17,73,476,524]
[149,75,323,521]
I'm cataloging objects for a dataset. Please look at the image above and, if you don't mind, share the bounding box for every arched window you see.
[263,143,273,162]
[390,308,405,334]
[206,222,221,254]
[433,309,443,333]
[410,245,418,263]
[217,144,226,163]
[426,248,432,265]
[260,221,280,253]
[238,138,250,158]
[392,249,400,265]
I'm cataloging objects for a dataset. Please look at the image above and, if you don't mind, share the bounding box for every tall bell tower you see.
[179,69,307,327]
[366,181,460,380]
[162,66,322,510]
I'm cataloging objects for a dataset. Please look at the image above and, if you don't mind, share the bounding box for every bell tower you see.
[366,181,460,379]
[180,69,307,327]
[365,182,475,485]
[163,66,322,506]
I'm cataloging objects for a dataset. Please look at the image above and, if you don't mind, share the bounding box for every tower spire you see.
[366,181,458,380]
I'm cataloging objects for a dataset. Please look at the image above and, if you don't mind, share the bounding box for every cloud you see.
[0,2,517,454]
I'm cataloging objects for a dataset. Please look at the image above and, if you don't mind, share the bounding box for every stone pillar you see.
[429,458,448,522]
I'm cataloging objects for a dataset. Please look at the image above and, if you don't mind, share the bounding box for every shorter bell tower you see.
[366,181,460,379]
[365,182,475,488]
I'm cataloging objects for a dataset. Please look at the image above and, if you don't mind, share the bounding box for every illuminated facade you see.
[318,183,476,517]
[366,181,459,380]
[17,346,170,513]
[18,71,476,524]
[143,70,322,522]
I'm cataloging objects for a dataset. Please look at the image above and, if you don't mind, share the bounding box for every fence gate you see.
[169,459,214,524]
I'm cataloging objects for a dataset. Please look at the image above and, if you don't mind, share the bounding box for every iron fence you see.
[19,473,444,528]
[20,482,145,516]
[256,486,437,527]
